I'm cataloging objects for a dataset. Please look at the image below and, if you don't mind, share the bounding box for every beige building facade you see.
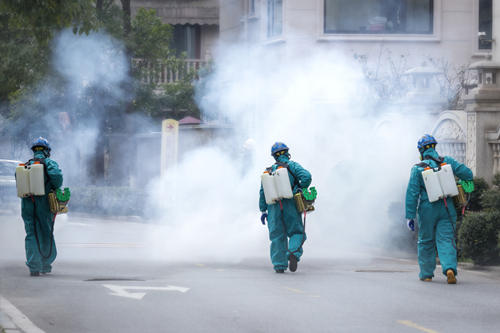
[220,0,491,66]
[132,0,219,61]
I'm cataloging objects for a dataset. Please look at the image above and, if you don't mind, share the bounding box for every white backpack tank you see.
[421,162,458,203]
[422,169,443,202]
[15,165,30,198]
[262,171,279,204]
[15,163,46,197]
[274,167,293,199]
[438,164,459,197]
[261,166,293,204]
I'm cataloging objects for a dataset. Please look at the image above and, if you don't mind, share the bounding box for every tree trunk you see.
[96,0,104,21]
[120,0,131,36]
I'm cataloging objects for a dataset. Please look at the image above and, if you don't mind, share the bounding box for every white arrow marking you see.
[103,284,190,300]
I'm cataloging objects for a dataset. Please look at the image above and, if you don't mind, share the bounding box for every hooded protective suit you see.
[405,148,472,279]
[21,150,63,274]
[259,154,311,271]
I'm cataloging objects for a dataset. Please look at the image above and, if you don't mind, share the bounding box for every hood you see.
[34,150,49,159]
[276,154,290,164]
[422,147,439,160]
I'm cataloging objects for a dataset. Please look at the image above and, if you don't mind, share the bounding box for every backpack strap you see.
[416,162,430,169]
[419,155,445,171]
[427,155,445,164]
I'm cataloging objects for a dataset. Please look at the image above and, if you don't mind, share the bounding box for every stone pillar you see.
[464,0,500,182]
[493,0,500,61]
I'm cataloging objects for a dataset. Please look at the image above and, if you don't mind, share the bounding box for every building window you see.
[171,24,201,59]
[479,0,492,50]
[324,0,433,34]
[267,0,283,38]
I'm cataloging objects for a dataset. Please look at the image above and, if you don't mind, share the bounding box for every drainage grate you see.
[85,278,145,282]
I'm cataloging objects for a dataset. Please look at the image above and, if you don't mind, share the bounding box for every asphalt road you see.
[1,214,500,333]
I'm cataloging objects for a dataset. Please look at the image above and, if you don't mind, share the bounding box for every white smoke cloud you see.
[53,30,129,99]
[146,40,435,262]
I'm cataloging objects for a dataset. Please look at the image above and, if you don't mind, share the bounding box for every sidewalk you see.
[459,262,500,280]
[0,308,22,333]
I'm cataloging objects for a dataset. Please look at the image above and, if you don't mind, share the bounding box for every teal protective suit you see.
[405,148,472,279]
[259,155,312,271]
[21,151,63,274]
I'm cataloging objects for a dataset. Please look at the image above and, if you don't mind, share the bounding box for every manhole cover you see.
[355,270,411,273]
[85,278,145,282]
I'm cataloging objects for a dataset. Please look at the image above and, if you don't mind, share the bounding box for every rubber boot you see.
[289,254,298,272]
[446,269,457,284]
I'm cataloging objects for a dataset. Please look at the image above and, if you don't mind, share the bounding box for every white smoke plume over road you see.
[146,42,435,262]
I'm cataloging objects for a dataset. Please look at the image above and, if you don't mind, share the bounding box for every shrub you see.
[480,173,500,212]
[467,177,489,211]
[458,211,500,265]
[480,188,500,212]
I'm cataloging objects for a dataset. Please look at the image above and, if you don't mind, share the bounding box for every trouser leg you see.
[418,217,437,279]
[24,221,42,273]
[268,209,288,270]
[436,218,457,276]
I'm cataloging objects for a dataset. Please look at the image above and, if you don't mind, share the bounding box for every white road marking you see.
[102,284,190,300]
[58,242,144,248]
[397,320,439,333]
[0,295,45,333]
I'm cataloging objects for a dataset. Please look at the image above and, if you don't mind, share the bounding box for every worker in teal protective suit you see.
[21,137,63,276]
[405,134,473,284]
[259,142,311,273]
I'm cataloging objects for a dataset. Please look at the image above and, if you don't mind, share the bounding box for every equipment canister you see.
[29,164,45,196]
[15,165,30,198]
[262,171,279,204]
[422,169,443,202]
[274,168,293,199]
[437,164,459,197]
[455,184,467,206]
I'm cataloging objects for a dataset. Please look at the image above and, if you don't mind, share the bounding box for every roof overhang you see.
[132,5,218,25]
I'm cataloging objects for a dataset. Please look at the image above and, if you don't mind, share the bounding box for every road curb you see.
[0,296,45,333]
[458,263,500,279]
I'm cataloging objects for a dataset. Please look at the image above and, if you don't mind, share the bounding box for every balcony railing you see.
[133,59,209,84]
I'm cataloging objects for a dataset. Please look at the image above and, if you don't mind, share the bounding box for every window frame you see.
[317,0,442,42]
[267,0,284,39]
[477,0,492,51]
[248,0,256,18]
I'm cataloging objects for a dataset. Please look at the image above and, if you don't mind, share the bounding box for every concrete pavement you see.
[1,214,500,333]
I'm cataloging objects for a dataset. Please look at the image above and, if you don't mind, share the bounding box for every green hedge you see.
[458,211,500,265]
[69,186,147,216]
[457,176,500,265]
[467,177,489,211]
